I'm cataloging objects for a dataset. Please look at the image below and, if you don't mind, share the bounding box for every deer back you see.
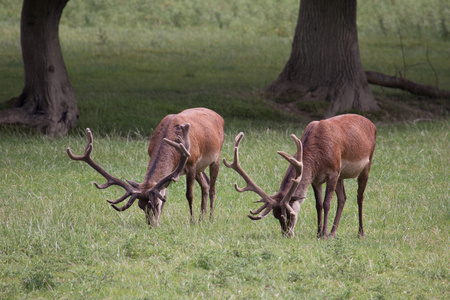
[283,114,376,201]
[144,108,225,189]
[300,114,376,178]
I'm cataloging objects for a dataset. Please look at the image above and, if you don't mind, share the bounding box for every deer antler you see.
[150,123,191,201]
[67,128,140,211]
[224,132,303,221]
[223,132,277,220]
[277,134,303,221]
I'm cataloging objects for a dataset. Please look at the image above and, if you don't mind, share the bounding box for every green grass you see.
[1,0,450,298]
[1,121,449,298]
[1,1,449,133]
[1,24,298,134]
[1,24,449,134]
[2,0,448,39]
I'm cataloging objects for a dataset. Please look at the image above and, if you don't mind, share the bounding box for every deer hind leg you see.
[195,171,210,221]
[312,183,323,238]
[357,166,370,237]
[330,179,347,237]
[208,158,220,220]
[321,174,339,238]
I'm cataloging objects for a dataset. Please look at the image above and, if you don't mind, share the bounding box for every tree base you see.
[266,78,379,118]
[0,95,78,137]
[0,0,79,137]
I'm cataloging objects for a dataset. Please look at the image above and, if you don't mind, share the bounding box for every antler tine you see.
[223,132,277,220]
[277,134,304,221]
[248,203,274,220]
[67,128,140,211]
[163,122,191,159]
[223,132,272,198]
[151,123,191,199]
[109,194,139,212]
[106,191,133,204]
[66,128,94,161]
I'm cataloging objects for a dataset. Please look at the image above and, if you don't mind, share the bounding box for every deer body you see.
[142,108,225,224]
[68,107,225,226]
[224,114,376,238]
[290,114,376,237]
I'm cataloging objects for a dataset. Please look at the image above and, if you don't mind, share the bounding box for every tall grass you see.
[1,121,449,298]
[0,1,449,298]
[1,0,449,39]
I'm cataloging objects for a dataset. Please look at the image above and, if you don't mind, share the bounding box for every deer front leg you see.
[195,171,209,221]
[312,184,323,237]
[185,167,196,221]
[208,158,220,220]
[330,179,347,237]
[321,175,338,238]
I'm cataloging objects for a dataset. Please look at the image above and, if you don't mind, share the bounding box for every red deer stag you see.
[224,114,376,238]
[67,108,225,226]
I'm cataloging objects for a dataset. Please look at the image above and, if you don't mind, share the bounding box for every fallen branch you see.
[365,71,450,99]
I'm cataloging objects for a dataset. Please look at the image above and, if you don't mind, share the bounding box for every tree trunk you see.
[0,0,78,137]
[267,0,379,117]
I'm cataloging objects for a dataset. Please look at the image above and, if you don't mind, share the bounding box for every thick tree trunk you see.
[0,0,78,137]
[267,0,379,117]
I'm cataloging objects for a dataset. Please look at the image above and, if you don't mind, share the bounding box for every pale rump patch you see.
[340,158,370,179]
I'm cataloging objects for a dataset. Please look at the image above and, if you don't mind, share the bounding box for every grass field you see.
[1,121,449,298]
[1,0,449,299]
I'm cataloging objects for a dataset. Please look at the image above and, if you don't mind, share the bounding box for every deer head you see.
[67,125,191,226]
[223,132,303,236]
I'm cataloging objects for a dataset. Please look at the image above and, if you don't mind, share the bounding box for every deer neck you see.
[141,145,180,191]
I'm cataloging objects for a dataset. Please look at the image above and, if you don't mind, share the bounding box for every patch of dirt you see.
[369,96,449,124]
[272,100,314,123]
[271,94,449,125]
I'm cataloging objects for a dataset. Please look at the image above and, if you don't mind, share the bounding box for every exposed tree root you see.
[0,107,31,125]
[0,98,77,137]
[365,71,450,99]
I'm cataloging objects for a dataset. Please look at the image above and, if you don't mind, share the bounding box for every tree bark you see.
[0,0,78,137]
[267,0,379,117]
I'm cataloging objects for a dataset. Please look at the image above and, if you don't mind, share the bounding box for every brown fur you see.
[141,108,225,224]
[68,107,224,227]
[281,114,377,237]
[226,114,376,238]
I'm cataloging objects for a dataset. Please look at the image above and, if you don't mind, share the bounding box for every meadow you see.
[1,0,449,298]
